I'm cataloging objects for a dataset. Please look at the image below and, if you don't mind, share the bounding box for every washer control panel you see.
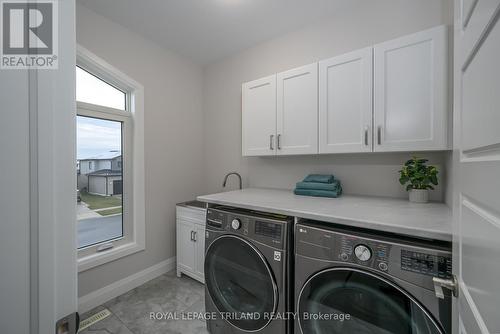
[206,207,291,250]
[295,222,453,290]
[354,244,372,261]
[401,250,452,278]
[337,234,390,272]
[255,220,282,239]
[231,218,242,230]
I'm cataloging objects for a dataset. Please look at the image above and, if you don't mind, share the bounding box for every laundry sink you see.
[177,200,206,210]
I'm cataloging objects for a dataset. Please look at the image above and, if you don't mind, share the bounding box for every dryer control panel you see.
[295,222,452,291]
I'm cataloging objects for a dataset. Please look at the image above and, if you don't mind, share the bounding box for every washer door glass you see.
[298,268,443,334]
[205,235,277,331]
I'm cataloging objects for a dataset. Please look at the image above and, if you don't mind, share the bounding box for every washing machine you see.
[204,206,293,334]
[295,221,453,334]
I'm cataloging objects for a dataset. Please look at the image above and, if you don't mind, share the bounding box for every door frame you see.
[33,0,78,332]
[452,0,500,333]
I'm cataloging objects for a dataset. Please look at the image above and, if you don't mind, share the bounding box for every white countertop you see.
[198,188,452,242]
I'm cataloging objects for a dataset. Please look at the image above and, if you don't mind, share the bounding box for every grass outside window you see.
[80,191,122,210]
[97,207,123,216]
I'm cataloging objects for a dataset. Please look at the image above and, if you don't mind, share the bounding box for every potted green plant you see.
[398,156,438,203]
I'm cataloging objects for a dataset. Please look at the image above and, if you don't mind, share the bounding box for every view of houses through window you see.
[76,65,127,249]
[77,115,124,248]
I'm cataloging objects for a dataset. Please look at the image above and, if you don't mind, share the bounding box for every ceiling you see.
[78,0,354,65]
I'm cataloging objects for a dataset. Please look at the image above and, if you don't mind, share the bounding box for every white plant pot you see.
[409,189,429,203]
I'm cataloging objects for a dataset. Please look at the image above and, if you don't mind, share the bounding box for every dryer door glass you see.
[205,235,277,331]
[298,268,443,334]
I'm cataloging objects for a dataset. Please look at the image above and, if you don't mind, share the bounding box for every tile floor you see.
[79,271,209,334]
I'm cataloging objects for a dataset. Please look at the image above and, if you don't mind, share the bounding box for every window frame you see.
[76,45,145,272]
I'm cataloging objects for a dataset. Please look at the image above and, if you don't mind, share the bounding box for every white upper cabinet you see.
[242,75,277,156]
[241,25,449,156]
[373,25,448,152]
[319,48,373,153]
[277,63,318,155]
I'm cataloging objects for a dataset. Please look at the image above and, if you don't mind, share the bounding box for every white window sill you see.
[78,241,145,272]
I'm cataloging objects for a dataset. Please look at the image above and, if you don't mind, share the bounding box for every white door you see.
[242,75,277,156]
[374,25,448,152]
[277,63,318,155]
[0,1,78,333]
[177,219,196,273]
[194,224,206,281]
[319,48,373,153]
[453,1,500,333]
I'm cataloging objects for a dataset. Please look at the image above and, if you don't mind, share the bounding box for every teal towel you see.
[296,180,341,191]
[294,187,342,198]
[303,174,335,183]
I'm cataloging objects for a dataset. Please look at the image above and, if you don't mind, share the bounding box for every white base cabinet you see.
[176,205,206,283]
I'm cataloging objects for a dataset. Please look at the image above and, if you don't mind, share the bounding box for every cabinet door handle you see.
[190,231,194,241]
[364,126,369,146]
[270,134,274,150]
[377,126,382,145]
[277,134,282,150]
[193,231,197,242]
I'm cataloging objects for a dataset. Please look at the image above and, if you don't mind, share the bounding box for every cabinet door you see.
[277,63,318,155]
[176,219,195,273]
[194,224,205,280]
[374,25,448,152]
[319,48,373,153]
[242,75,277,156]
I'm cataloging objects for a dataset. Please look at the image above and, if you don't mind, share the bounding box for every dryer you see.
[204,206,293,334]
[295,221,452,334]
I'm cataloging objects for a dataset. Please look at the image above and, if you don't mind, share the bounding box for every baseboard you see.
[78,257,176,314]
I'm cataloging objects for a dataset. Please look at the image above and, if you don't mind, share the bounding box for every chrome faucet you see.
[223,172,242,190]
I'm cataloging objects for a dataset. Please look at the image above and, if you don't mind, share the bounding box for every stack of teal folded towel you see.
[294,174,342,198]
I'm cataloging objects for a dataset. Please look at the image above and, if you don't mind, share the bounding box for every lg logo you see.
[1,0,57,69]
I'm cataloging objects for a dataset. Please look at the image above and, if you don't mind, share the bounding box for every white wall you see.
[202,0,453,201]
[76,4,205,297]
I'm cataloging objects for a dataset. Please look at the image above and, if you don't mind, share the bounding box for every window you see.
[76,66,126,110]
[77,116,123,248]
[76,46,145,272]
